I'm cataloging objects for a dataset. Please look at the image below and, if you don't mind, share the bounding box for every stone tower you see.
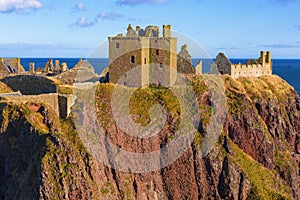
[108,24,177,86]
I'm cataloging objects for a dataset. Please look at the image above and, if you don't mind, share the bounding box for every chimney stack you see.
[30,62,35,74]
[55,60,60,70]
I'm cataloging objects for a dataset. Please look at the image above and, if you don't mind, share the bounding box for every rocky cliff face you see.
[0,74,299,199]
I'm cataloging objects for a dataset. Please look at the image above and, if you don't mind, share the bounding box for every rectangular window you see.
[116,43,120,48]
[160,63,163,68]
[156,49,159,55]
[144,58,146,64]
[131,55,135,64]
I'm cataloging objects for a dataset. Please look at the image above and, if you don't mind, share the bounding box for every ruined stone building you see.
[177,44,196,74]
[34,59,69,75]
[211,51,272,78]
[0,58,25,77]
[108,24,179,86]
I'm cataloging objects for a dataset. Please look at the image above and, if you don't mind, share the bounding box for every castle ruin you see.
[211,51,272,78]
[0,58,25,77]
[108,24,178,86]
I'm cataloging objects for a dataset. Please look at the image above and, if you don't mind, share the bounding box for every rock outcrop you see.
[0,75,298,199]
[211,53,232,75]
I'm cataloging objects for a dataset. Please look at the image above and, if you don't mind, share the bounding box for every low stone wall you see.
[4,93,76,119]
[7,93,60,117]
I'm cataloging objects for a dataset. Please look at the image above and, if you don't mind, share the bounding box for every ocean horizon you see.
[19,58,300,95]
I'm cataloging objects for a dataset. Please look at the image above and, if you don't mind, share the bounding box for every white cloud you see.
[98,11,122,20]
[0,0,42,13]
[71,2,85,12]
[72,17,96,28]
[116,0,169,5]
[76,2,85,10]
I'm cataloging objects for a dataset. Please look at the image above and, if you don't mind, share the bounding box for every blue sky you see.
[0,0,299,58]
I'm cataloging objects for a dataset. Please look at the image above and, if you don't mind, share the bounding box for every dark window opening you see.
[124,73,127,78]
[144,58,147,64]
[116,43,120,48]
[131,55,135,64]
[156,49,159,55]
[160,63,163,68]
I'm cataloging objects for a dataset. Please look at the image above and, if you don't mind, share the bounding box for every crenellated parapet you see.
[211,51,272,78]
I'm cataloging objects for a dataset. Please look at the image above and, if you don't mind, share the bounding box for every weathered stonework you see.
[55,60,60,71]
[30,62,35,74]
[2,92,75,119]
[108,24,178,86]
[177,44,195,74]
[211,51,272,78]
[195,60,202,75]
[0,58,25,76]
[44,59,54,72]
[0,58,9,77]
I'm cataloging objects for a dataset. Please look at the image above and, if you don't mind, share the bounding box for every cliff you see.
[0,75,299,199]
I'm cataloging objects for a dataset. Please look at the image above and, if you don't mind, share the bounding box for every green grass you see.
[95,83,182,129]
[274,150,297,181]
[0,82,13,93]
[229,139,290,199]
[57,85,74,94]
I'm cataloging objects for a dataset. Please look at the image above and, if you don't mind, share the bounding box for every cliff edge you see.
[0,74,299,199]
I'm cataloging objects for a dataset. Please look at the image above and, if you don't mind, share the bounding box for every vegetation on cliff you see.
[0,82,12,93]
[0,74,299,199]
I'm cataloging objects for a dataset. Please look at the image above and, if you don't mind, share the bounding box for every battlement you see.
[110,24,174,39]
[230,51,272,78]
[211,51,272,78]
[231,63,263,69]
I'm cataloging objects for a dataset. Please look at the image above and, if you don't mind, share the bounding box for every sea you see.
[20,58,300,96]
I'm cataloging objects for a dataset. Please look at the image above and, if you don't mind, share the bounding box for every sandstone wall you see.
[230,63,272,79]
[108,32,177,86]
[7,94,59,117]
[5,93,75,119]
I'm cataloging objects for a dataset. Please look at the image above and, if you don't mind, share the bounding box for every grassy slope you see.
[0,82,13,93]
